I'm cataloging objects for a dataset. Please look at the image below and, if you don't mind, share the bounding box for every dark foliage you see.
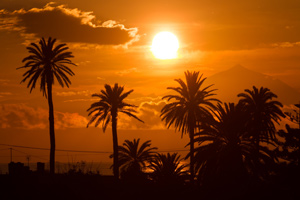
[238,86,285,144]
[188,103,277,187]
[149,153,188,185]
[111,138,157,180]
[161,71,220,183]
[275,124,300,165]
[87,84,143,179]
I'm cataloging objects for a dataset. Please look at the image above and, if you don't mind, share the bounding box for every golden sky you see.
[0,0,300,164]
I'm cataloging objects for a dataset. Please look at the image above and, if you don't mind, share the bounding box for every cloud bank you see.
[118,100,168,130]
[0,2,139,46]
[0,99,168,131]
[0,104,88,130]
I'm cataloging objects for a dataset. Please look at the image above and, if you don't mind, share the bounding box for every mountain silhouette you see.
[206,65,300,105]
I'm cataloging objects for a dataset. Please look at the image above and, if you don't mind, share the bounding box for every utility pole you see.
[296,102,300,129]
[10,148,12,163]
[26,155,30,167]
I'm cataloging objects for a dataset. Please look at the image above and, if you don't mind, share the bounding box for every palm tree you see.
[160,71,220,183]
[17,37,76,174]
[111,138,157,179]
[149,153,188,184]
[237,86,285,145]
[87,84,143,179]
[188,103,276,186]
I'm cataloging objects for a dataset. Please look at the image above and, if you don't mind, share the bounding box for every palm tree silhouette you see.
[149,153,188,184]
[111,138,157,179]
[160,71,220,183]
[238,86,284,145]
[87,84,143,179]
[17,37,76,174]
[189,103,276,185]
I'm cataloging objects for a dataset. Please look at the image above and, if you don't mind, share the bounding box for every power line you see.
[157,149,189,152]
[0,156,31,158]
[12,148,29,155]
[0,143,189,154]
[11,148,48,161]
[0,143,112,154]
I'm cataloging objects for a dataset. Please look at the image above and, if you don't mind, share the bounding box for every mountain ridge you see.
[206,65,300,105]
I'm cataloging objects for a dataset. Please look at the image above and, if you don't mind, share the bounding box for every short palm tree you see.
[161,71,220,183]
[149,153,188,184]
[189,103,276,185]
[111,138,157,179]
[87,84,143,179]
[17,37,76,174]
[237,86,285,145]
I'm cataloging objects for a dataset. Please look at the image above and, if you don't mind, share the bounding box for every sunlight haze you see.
[0,0,299,167]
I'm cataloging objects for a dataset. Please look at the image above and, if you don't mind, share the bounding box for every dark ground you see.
[0,170,299,200]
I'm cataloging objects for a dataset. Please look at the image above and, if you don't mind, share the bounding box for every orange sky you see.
[0,0,300,165]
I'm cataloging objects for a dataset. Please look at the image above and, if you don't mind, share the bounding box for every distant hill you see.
[205,65,300,105]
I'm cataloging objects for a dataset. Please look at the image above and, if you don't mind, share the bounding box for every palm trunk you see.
[47,82,55,175]
[189,127,195,185]
[298,105,300,129]
[112,113,119,180]
[253,134,260,179]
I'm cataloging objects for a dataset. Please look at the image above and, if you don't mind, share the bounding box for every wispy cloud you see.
[63,99,94,103]
[0,2,140,47]
[0,92,12,95]
[116,67,138,76]
[271,41,300,48]
[0,92,12,98]
[56,90,91,97]
[96,77,105,81]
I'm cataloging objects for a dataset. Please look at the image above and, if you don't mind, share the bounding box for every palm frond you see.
[18,37,76,98]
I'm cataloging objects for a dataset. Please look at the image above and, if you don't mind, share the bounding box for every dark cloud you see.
[0,3,139,46]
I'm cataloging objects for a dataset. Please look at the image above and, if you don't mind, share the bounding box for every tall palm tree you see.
[237,86,285,145]
[111,138,157,179]
[17,37,76,174]
[188,103,276,186]
[149,153,188,184]
[160,71,220,183]
[87,84,143,179]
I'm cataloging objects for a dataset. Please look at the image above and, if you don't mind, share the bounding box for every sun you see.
[151,31,179,60]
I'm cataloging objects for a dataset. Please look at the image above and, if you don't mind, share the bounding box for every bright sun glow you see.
[151,31,179,60]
